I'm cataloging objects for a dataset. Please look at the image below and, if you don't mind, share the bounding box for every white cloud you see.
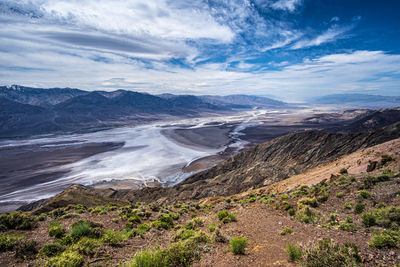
[271,0,302,12]
[291,25,354,49]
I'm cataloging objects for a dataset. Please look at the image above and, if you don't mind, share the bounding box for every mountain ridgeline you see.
[0,85,286,138]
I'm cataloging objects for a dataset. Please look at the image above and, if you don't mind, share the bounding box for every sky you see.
[0,0,400,101]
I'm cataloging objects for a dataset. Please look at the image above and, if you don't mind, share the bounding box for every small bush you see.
[137,223,152,235]
[287,208,296,216]
[173,229,195,242]
[354,203,365,214]
[217,211,237,224]
[48,221,66,238]
[338,222,358,232]
[298,197,318,208]
[343,202,353,210]
[300,239,362,266]
[358,190,371,199]
[72,237,101,255]
[336,192,344,198]
[70,220,93,239]
[38,242,65,257]
[0,234,24,252]
[0,212,37,231]
[280,194,289,200]
[45,250,83,267]
[369,229,400,249]
[229,237,248,255]
[381,154,393,165]
[167,239,199,267]
[296,206,320,224]
[14,239,38,260]
[286,243,302,261]
[317,192,329,203]
[101,229,128,246]
[184,218,204,230]
[280,227,294,235]
[128,248,167,267]
[362,212,377,227]
[208,222,216,232]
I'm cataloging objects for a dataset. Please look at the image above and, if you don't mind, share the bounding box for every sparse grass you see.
[362,206,400,228]
[280,227,294,235]
[286,243,302,261]
[217,211,237,224]
[229,237,248,255]
[173,229,195,242]
[343,202,353,210]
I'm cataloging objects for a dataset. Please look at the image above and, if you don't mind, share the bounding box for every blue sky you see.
[0,0,399,101]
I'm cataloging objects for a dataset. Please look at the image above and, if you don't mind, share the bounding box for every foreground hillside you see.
[1,136,400,266]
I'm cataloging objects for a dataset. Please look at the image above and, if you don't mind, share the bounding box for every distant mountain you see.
[200,94,286,108]
[0,85,287,138]
[313,94,400,105]
[0,85,87,107]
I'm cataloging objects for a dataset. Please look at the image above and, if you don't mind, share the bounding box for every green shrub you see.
[369,229,400,249]
[362,212,377,227]
[280,227,294,235]
[169,212,180,220]
[369,230,400,249]
[101,229,128,246]
[339,168,348,174]
[381,154,393,165]
[345,216,353,223]
[158,213,174,228]
[343,202,353,210]
[287,208,296,216]
[71,237,101,255]
[362,206,400,228]
[14,239,38,260]
[317,192,329,203]
[173,229,195,242]
[338,222,358,232]
[128,248,167,267]
[298,197,318,208]
[45,250,83,267]
[167,239,199,267]
[229,237,248,255]
[280,194,289,200]
[296,206,320,224]
[300,239,362,266]
[217,211,237,223]
[137,223,152,235]
[0,212,37,231]
[0,234,24,252]
[184,218,204,230]
[286,243,302,261]
[48,221,66,238]
[358,190,371,199]
[208,222,216,233]
[336,192,344,198]
[70,220,93,239]
[152,220,172,230]
[38,242,65,257]
[354,203,365,214]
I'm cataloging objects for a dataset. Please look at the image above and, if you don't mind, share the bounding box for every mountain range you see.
[0,85,287,138]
